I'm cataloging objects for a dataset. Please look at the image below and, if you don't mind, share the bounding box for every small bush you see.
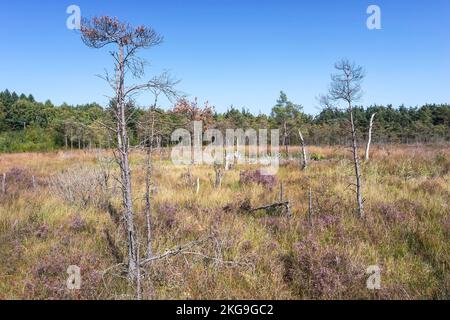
[0,167,42,198]
[281,237,365,299]
[28,246,103,299]
[310,153,326,161]
[239,170,278,191]
[378,203,405,223]
[156,203,178,229]
[69,215,88,233]
[49,166,111,209]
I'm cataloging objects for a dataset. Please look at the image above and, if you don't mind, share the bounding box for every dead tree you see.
[298,129,308,170]
[250,201,292,217]
[80,16,178,283]
[144,104,157,259]
[214,163,224,188]
[32,176,37,189]
[365,113,376,162]
[327,59,365,219]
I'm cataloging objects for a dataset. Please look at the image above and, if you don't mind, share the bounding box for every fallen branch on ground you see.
[140,236,212,266]
[250,201,292,217]
[182,251,255,269]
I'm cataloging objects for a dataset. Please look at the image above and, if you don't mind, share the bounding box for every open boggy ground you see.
[0,144,449,299]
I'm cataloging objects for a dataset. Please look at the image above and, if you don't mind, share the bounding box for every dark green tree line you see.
[0,89,448,152]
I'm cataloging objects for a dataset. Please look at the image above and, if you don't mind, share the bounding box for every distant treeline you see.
[0,89,449,152]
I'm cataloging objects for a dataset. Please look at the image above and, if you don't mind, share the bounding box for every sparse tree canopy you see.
[81,16,163,49]
[328,59,365,105]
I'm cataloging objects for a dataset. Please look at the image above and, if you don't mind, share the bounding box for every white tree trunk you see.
[365,113,376,162]
[195,177,200,194]
[298,129,308,170]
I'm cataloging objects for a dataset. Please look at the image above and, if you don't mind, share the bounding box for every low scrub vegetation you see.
[0,145,448,299]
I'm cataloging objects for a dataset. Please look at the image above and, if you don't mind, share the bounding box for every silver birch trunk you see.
[365,113,376,162]
[298,129,308,170]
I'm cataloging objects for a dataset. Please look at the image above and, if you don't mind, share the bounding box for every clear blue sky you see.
[1,0,449,114]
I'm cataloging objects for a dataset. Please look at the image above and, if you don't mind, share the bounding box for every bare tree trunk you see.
[283,121,288,154]
[349,105,364,218]
[116,44,138,281]
[225,155,230,171]
[136,234,142,300]
[234,138,239,163]
[80,16,179,289]
[157,136,162,162]
[144,111,155,259]
[298,129,308,170]
[195,177,200,194]
[365,113,376,162]
[214,164,223,188]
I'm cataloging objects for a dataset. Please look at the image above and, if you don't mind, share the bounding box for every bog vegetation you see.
[0,146,449,299]
[0,16,449,300]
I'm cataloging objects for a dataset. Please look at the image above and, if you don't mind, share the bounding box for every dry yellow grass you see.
[0,144,449,299]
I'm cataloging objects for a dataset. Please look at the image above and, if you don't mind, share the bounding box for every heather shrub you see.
[317,214,341,229]
[281,237,365,299]
[239,170,278,191]
[259,217,287,234]
[69,214,88,233]
[0,167,42,198]
[378,202,406,223]
[28,246,104,299]
[156,202,178,229]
